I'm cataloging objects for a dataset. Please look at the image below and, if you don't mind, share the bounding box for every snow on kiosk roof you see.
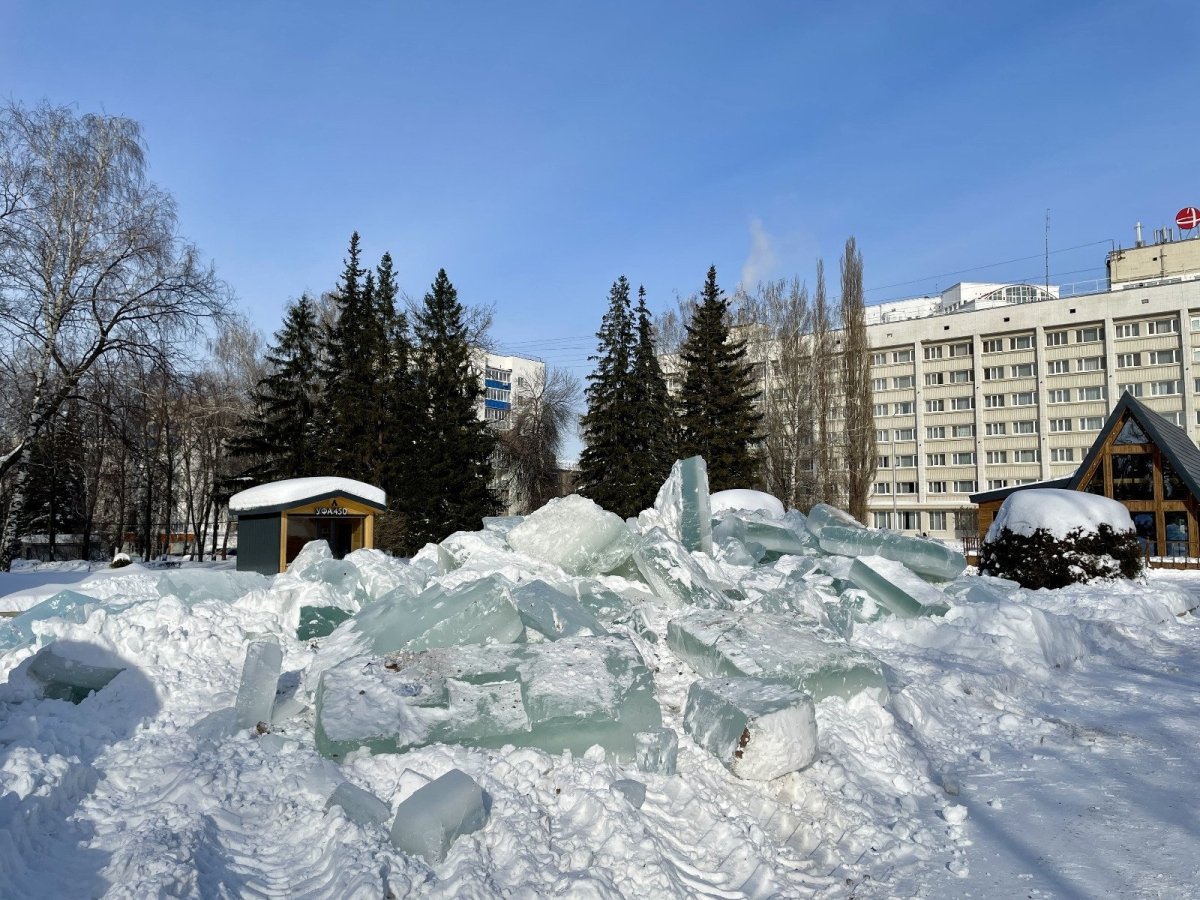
[230,477,387,576]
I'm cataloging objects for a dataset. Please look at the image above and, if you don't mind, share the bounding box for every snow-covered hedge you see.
[979,489,1143,589]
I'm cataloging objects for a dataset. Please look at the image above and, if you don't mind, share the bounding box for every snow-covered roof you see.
[985,488,1133,542]
[229,477,386,514]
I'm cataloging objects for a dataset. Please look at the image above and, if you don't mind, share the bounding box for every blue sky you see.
[4,1,1199,379]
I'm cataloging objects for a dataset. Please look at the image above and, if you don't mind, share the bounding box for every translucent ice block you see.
[666,609,887,702]
[818,524,966,580]
[713,512,816,559]
[0,589,97,652]
[156,570,271,604]
[481,515,524,536]
[507,494,637,576]
[297,606,353,641]
[635,728,678,775]
[639,456,713,555]
[632,528,733,610]
[234,636,283,731]
[804,503,864,538]
[944,575,1022,604]
[612,779,646,809]
[564,581,631,625]
[390,769,489,864]
[27,642,126,703]
[846,556,950,618]
[512,580,608,640]
[683,677,818,781]
[314,635,661,760]
[325,781,393,827]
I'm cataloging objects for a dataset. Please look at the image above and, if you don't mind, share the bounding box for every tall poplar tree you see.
[407,269,497,547]
[839,236,875,524]
[678,266,762,491]
[625,286,677,511]
[579,276,636,515]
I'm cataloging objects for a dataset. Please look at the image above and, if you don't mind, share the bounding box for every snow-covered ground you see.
[1,544,1198,897]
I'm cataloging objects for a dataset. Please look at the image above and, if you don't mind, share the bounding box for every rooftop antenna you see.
[1044,208,1050,297]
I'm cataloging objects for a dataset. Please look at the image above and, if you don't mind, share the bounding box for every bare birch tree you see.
[493,367,580,514]
[0,102,225,567]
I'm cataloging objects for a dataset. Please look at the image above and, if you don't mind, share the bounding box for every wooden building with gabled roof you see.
[971,393,1200,558]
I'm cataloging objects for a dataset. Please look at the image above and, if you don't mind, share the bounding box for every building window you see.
[982,339,1004,354]
[1045,330,1069,347]
[927,481,947,494]
[1147,318,1179,335]
[1080,416,1104,430]
[873,512,892,529]
[953,480,977,493]
[924,345,944,360]
[896,454,917,468]
[925,372,944,386]
[1117,353,1141,368]
[1011,363,1036,378]
[1048,359,1070,374]
[927,426,946,440]
[877,455,891,469]
[988,479,1009,490]
[484,407,509,422]
[1152,380,1181,396]
[986,450,1008,464]
[927,453,946,466]
[1079,385,1106,401]
[896,482,917,495]
[1013,420,1037,434]
[1192,316,1200,332]
[949,369,974,383]
[893,402,914,415]
[1118,382,1143,397]
[925,399,945,413]
[1049,418,1072,432]
[952,424,975,437]
[875,429,891,442]
[893,349,914,363]
[1014,449,1039,463]
[895,428,915,441]
[928,511,948,531]
[1010,335,1034,350]
[953,451,976,465]
[893,375,915,389]
[1051,447,1075,462]
[874,482,891,495]
[949,342,973,358]
[1115,322,1140,338]
[898,510,919,530]
[873,403,889,416]
[1011,391,1037,406]
[984,394,1006,408]
[951,396,975,410]
[872,377,887,391]
[1049,388,1071,403]
[1077,356,1105,372]
[1149,349,1180,365]
[1163,410,1185,426]
[983,366,1004,380]
[872,352,887,366]
[986,422,1007,436]
[1075,326,1104,343]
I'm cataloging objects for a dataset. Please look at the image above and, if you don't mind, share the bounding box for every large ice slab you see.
[507,494,637,576]
[683,677,818,781]
[635,728,679,775]
[314,635,661,760]
[846,556,951,618]
[234,637,283,731]
[631,528,733,610]
[666,608,887,702]
[297,605,353,641]
[638,456,713,555]
[512,580,608,640]
[712,511,816,559]
[27,641,127,703]
[390,769,489,864]
[807,506,966,580]
[325,781,393,827]
[156,570,271,604]
[805,503,864,538]
[0,589,97,652]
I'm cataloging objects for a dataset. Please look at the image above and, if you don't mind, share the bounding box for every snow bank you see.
[986,488,1134,542]
[710,489,785,518]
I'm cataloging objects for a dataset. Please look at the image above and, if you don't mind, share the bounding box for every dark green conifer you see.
[625,286,678,510]
[678,266,762,490]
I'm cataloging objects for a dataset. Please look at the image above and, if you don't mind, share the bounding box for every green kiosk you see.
[230,477,387,576]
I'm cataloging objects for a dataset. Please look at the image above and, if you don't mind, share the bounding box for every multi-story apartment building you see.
[474,351,545,426]
[864,226,1200,537]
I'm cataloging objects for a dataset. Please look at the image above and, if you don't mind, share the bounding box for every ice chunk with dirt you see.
[683,677,818,781]
[314,635,661,760]
[632,528,733,610]
[846,556,951,618]
[506,494,637,576]
[0,589,98,652]
[638,456,713,554]
[666,608,888,702]
[234,637,283,731]
[27,641,127,703]
[325,781,393,827]
[389,769,489,864]
[513,580,608,640]
[635,727,679,775]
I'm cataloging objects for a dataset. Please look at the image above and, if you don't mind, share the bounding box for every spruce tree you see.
[407,269,497,547]
[578,276,636,516]
[678,266,762,491]
[231,294,323,481]
[625,286,677,511]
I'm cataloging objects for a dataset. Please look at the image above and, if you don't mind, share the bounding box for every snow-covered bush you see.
[979,489,1143,589]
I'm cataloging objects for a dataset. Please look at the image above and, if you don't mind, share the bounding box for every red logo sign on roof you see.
[1176,207,1200,230]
